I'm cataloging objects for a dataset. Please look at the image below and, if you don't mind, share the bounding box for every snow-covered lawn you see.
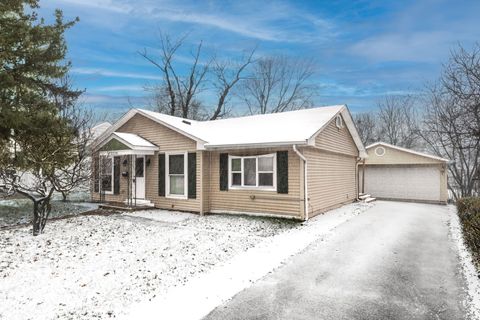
[0,203,371,320]
[0,209,297,320]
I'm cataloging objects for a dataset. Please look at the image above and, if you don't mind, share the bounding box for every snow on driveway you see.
[0,210,297,320]
[123,202,372,320]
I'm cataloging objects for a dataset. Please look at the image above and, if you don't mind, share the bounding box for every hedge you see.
[456,197,480,268]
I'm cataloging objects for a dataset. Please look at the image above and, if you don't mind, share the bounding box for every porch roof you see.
[98,132,159,155]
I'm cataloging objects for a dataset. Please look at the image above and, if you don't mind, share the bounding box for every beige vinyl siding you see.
[204,147,303,218]
[304,148,357,217]
[117,114,197,151]
[315,115,358,157]
[92,113,201,212]
[145,151,201,212]
[365,145,442,165]
[304,115,359,217]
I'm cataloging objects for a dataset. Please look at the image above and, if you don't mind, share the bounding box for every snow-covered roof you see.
[366,142,449,162]
[93,105,367,157]
[113,132,156,148]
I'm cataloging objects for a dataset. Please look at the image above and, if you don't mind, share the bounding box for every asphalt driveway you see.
[204,201,467,320]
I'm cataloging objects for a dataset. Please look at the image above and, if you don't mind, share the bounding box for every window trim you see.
[165,151,188,199]
[228,153,277,191]
[99,155,114,195]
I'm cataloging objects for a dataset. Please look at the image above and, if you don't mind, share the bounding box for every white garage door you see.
[364,165,441,202]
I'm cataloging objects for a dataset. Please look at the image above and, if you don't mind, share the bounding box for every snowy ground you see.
[0,198,98,228]
[0,209,298,320]
[448,205,480,320]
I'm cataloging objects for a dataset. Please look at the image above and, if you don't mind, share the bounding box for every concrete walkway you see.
[204,201,468,320]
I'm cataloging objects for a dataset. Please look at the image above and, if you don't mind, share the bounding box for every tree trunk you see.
[31,196,52,236]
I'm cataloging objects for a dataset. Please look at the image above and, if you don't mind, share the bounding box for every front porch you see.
[94,132,158,209]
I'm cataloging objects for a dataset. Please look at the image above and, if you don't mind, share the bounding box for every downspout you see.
[293,145,308,221]
[355,157,361,201]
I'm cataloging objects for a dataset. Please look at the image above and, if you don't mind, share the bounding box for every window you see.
[100,156,113,193]
[375,146,386,157]
[166,152,187,198]
[229,154,276,190]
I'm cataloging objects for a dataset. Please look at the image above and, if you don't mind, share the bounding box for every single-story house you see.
[90,105,367,220]
[360,142,448,204]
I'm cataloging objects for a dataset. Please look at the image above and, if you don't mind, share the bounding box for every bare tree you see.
[140,33,255,120]
[241,56,317,114]
[210,49,256,120]
[420,44,480,199]
[354,112,378,146]
[140,33,210,119]
[376,95,419,148]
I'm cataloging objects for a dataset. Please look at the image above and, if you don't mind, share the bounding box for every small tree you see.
[0,0,84,235]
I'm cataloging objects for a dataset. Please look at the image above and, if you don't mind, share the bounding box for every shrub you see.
[456,197,480,268]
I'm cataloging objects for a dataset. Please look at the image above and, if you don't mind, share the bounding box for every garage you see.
[360,142,448,204]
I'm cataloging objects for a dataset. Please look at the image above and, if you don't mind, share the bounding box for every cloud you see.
[94,85,145,92]
[56,0,335,43]
[350,31,454,62]
[71,67,162,80]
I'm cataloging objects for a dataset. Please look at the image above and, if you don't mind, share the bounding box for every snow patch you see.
[123,209,195,223]
[123,202,372,320]
[448,205,480,320]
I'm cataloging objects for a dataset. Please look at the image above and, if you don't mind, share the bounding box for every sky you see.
[39,0,480,120]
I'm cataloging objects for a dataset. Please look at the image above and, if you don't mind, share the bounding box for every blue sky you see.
[40,0,480,119]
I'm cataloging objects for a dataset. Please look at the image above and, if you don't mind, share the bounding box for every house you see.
[90,105,367,220]
[360,142,448,204]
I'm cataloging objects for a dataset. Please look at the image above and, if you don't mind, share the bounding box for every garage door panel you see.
[365,165,441,202]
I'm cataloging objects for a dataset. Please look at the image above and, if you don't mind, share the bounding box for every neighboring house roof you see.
[90,122,112,140]
[93,105,367,157]
[366,142,449,162]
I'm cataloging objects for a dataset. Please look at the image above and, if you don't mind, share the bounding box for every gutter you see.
[293,145,308,221]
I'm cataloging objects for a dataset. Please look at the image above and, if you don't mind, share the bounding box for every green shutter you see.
[158,154,165,196]
[188,153,197,199]
[113,156,121,195]
[277,151,288,194]
[219,153,228,191]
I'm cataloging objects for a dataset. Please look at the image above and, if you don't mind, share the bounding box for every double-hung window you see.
[100,156,113,193]
[229,154,276,190]
[166,152,187,198]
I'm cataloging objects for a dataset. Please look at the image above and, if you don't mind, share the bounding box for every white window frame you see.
[165,151,188,199]
[99,155,114,195]
[228,153,277,191]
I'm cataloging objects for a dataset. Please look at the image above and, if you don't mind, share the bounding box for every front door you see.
[132,156,146,199]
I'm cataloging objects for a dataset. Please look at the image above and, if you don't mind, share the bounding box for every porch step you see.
[359,194,371,200]
[364,197,376,203]
[124,199,155,207]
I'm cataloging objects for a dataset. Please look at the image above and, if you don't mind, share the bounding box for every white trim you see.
[209,210,302,220]
[366,142,449,162]
[228,153,277,191]
[99,150,156,156]
[293,145,308,221]
[165,151,188,200]
[205,141,308,150]
[96,132,158,153]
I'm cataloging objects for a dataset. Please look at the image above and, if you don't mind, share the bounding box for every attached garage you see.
[360,142,448,204]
